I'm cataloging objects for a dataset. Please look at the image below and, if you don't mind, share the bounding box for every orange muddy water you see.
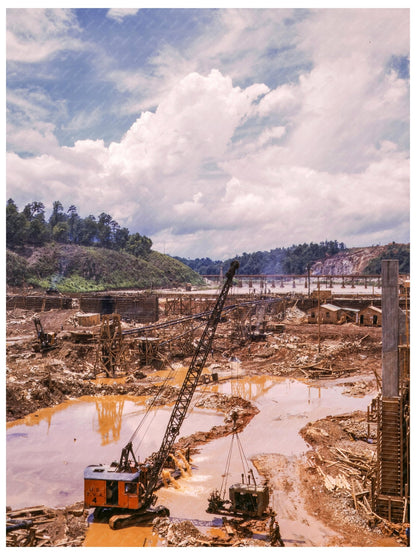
[6,373,375,547]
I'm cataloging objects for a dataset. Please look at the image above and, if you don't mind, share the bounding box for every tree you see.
[6,199,28,249]
[125,232,152,258]
[113,225,130,251]
[23,201,50,246]
[97,212,113,248]
[80,215,98,246]
[67,205,83,244]
[52,221,70,243]
[49,201,67,230]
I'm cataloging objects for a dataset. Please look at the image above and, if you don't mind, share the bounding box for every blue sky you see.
[6,6,410,259]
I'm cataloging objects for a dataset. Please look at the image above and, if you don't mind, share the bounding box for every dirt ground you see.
[5,299,407,547]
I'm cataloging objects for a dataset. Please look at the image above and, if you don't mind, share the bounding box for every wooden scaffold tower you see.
[95,314,127,377]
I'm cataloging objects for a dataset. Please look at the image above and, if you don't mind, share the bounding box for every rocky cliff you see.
[311,246,387,275]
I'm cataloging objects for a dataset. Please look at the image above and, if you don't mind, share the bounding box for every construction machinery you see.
[84,261,239,529]
[32,317,57,352]
[206,412,270,519]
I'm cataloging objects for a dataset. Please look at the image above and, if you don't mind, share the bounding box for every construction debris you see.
[6,503,88,547]
[6,289,407,547]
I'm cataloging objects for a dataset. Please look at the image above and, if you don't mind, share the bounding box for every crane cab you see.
[84,464,148,511]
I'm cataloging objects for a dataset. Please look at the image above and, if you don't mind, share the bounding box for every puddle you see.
[6,395,224,511]
[6,373,375,547]
[83,522,163,547]
[155,375,374,546]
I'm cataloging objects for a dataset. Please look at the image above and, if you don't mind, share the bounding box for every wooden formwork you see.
[229,305,252,344]
[164,296,215,317]
[377,397,402,496]
[6,295,72,311]
[164,296,194,316]
[77,313,101,326]
[95,314,127,377]
[373,389,409,523]
[170,320,196,357]
[136,336,160,366]
[80,294,158,322]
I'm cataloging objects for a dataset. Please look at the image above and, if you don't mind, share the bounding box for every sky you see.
[5,5,411,260]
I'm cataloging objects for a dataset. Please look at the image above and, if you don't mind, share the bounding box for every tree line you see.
[363,242,410,274]
[176,240,347,276]
[6,199,152,258]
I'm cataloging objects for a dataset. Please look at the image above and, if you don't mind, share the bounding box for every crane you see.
[84,260,239,529]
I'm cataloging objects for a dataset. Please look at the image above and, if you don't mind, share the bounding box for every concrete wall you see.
[6,295,72,311]
[79,294,159,323]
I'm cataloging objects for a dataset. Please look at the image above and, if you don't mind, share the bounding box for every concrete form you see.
[79,294,158,323]
[372,260,410,524]
[6,294,72,311]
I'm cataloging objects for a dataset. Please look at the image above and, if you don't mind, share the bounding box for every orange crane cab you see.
[84,464,145,511]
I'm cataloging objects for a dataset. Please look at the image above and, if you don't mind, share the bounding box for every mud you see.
[5,300,405,547]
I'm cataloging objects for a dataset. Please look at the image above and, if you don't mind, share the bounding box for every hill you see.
[6,244,205,292]
[176,242,410,276]
[311,244,410,275]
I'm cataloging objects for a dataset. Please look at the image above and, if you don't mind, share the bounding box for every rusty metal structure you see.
[32,317,57,352]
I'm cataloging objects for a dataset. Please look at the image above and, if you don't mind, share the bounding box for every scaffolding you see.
[95,314,127,377]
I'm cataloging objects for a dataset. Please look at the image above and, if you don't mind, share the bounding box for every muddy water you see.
[154,375,374,546]
[6,395,224,511]
[7,373,374,547]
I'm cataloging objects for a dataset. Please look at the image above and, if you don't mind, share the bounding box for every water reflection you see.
[93,398,125,445]
[7,373,375,546]
[6,396,224,511]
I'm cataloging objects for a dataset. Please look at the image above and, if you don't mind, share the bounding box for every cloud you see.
[6,88,66,155]
[6,8,83,63]
[254,9,410,174]
[106,9,140,22]
[7,70,267,229]
[6,9,410,259]
[103,9,297,115]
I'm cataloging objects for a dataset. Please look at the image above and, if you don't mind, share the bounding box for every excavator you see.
[84,261,239,529]
[33,317,57,352]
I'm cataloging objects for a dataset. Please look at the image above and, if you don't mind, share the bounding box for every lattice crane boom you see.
[144,260,239,503]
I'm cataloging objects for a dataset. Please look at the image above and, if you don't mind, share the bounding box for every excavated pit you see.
[6,300,406,547]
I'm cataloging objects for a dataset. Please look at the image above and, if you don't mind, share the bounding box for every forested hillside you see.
[6,199,152,256]
[6,199,204,291]
[176,241,347,275]
[6,200,409,291]
[176,241,410,276]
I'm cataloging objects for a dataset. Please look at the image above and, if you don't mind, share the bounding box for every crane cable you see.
[220,427,251,499]
[126,357,177,459]
[121,290,273,460]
